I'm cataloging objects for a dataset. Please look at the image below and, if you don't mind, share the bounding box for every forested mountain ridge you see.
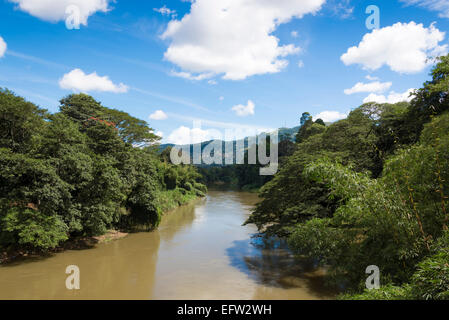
[159,126,300,165]
[160,127,298,191]
[0,91,207,256]
[245,55,449,299]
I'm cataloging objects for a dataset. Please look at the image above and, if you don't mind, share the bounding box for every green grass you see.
[154,188,202,214]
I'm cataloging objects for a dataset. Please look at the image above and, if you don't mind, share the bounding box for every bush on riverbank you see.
[153,188,202,214]
[0,90,206,253]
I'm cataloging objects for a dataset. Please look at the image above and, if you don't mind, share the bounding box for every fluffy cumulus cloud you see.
[344,81,392,95]
[401,0,449,18]
[167,126,222,145]
[341,22,448,73]
[9,0,111,25]
[59,69,129,93]
[161,0,325,80]
[314,111,347,122]
[0,37,6,58]
[231,100,255,117]
[149,110,168,120]
[363,89,416,104]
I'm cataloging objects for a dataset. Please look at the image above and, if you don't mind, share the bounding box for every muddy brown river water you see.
[0,190,335,300]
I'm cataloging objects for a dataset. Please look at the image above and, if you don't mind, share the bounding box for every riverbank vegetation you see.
[245,55,449,299]
[0,91,206,257]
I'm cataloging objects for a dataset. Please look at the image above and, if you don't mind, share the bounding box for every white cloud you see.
[0,37,6,58]
[59,69,129,93]
[171,70,214,81]
[314,111,348,122]
[363,89,416,104]
[219,96,224,101]
[154,5,176,17]
[149,110,168,120]
[291,31,299,38]
[344,81,392,95]
[167,126,222,145]
[365,75,379,81]
[155,131,164,138]
[400,0,449,18]
[9,0,111,25]
[298,60,304,68]
[328,0,354,19]
[341,22,448,73]
[231,100,255,117]
[161,0,325,80]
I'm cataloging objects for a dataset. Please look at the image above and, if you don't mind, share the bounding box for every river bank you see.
[205,182,261,194]
[0,230,129,264]
[0,191,204,265]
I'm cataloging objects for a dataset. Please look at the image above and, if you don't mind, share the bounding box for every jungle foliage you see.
[0,91,206,252]
[246,55,449,299]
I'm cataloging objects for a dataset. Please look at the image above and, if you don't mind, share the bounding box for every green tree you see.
[0,88,47,153]
[404,55,449,143]
[0,149,71,250]
[295,112,313,143]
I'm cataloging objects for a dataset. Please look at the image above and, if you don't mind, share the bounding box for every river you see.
[0,190,335,300]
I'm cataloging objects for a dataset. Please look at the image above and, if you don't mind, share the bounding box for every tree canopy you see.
[0,92,206,252]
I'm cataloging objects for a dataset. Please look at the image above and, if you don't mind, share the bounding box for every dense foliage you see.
[198,136,296,191]
[0,91,206,252]
[246,55,449,299]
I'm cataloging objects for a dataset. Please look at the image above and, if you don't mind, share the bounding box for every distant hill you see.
[159,126,299,166]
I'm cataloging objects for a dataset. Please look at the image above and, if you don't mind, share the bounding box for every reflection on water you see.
[227,237,334,297]
[0,190,335,300]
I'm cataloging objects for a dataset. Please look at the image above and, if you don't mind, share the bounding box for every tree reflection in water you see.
[226,234,336,296]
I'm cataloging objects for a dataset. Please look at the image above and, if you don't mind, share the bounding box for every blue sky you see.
[0,0,448,144]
